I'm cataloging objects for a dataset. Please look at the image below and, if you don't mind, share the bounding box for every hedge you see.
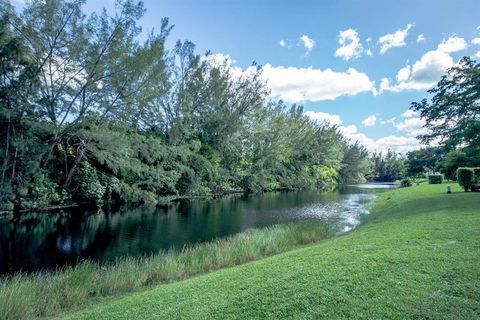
[457,167,474,192]
[428,174,444,184]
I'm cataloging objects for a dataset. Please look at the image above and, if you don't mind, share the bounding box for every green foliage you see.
[409,58,480,183]
[368,150,407,182]
[400,178,412,187]
[456,168,475,192]
[0,0,371,210]
[406,147,443,177]
[338,143,371,184]
[474,168,480,185]
[427,174,443,184]
[17,174,68,210]
[73,162,106,203]
[411,57,480,151]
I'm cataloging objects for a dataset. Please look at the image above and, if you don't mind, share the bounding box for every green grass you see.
[0,220,332,319]
[63,183,480,319]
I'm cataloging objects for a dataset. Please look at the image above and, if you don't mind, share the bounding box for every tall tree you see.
[411,57,480,150]
[0,7,40,209]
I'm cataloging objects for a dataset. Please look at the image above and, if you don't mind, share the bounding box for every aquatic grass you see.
[0,220,332,319]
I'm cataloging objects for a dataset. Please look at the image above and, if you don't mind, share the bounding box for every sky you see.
[13,0,480,153]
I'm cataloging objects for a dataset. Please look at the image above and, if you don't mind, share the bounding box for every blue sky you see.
[14,0,480,152]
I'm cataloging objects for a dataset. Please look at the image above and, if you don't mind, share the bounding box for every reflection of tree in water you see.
[0,188,375,274]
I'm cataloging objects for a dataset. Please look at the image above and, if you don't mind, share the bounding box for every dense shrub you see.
[457,168,474,192]
[474,168,480,184]
[18,174,69,210]
[73,162,106,203]
[428,174,444,184]
[400,178,413,187]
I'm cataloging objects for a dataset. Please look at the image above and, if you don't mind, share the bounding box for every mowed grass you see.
[63,183,480,319]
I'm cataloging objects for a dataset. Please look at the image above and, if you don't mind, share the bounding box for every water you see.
[0,183,396,275]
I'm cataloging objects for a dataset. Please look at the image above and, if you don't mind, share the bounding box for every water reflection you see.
[0,184,394,275]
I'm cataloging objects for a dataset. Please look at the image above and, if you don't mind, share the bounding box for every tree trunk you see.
[41,134,59,169]
[1,121,11,187]
[64,141,86,187]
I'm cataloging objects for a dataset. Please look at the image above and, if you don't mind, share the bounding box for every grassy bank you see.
[63,183,480,319]
[0,221,332,319]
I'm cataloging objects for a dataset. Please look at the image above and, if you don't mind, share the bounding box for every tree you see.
[406,147,443,176]
[1,0,375,210]
[439,147,480,180]
[411,57,480,151]
[338,142,371,184]
[369,150,406,182]
[0,7,42,209]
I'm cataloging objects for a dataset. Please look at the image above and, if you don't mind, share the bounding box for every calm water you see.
[0,184,396,275]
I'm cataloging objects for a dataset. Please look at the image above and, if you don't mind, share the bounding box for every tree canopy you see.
[408,56,480,179]
[0,0,372,210]
[411,57,480,151]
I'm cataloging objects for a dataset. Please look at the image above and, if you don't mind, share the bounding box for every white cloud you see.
[401,109,417,118]
[380,50,453,91]
[396,66,411,82]
[261,64,376,102]
[366,49,373,56]
[279,39,286,47]
[309,111,423,153]
[300,35,314,54]
[366,37,372,43]
[472,38,480,45]
[379,36,468,93]
[416,34,426,43]
[475,51,480,58]
[361,115,377,127]
[340,125,421,153]
[203,53,376,103]
[334,29,363,60]
[305,111,342,125]
[378,23,413,54]
[380,117,396,125]
[395,117,428,137]
[437,36,467,53]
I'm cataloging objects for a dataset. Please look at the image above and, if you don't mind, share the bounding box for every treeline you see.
[0,0,371,211]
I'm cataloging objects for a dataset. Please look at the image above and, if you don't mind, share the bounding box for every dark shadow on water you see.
[0,184,396,275]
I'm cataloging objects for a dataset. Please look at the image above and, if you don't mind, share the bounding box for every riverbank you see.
[63,183,480,319]
[0,220,333,319]
[0,185,335,216]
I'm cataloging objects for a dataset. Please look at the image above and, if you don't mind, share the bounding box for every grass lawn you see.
[62,183,480,319]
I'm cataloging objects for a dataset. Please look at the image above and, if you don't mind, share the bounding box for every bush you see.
[73,162,106,203]
[400,178,412,187]
[474,168,480,184]
[19,174,69,209]
[428,174,443,184]
[456,167,474,192]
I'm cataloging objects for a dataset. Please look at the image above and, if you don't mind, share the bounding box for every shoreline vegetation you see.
[0,220,334,319]
[0,185,334,215]
[1,181,400,215]
[64,183,479,320]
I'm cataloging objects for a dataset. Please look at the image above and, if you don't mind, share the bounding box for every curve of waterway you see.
[0,183,396,275]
